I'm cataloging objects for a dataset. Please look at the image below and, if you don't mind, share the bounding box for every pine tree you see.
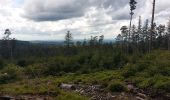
[1,29,15,59]
[143,19,149,42]
[120,26,129,53]
[137,16,143,42]
[65,31,73,48]
[120,26,129,41]
[131,25,137,43]
[143,19,150,53]
[116,34,123,52]
[99,35,104,45]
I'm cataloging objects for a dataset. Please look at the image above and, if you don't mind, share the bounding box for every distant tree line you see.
[64,31,105,47]
[0,0,168,60]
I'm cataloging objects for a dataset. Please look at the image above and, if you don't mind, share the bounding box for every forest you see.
[0,0,169,100]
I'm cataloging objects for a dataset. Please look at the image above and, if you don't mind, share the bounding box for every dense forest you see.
[0,0,169,100]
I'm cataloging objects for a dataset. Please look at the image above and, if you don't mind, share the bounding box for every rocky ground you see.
[0,83,169,100]
[60,83,149,100]
[60,83,170,100]
[0,94,54,100]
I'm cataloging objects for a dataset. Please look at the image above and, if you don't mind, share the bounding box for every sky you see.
[0,0,169,41]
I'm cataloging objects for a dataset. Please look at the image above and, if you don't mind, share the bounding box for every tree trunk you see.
[149,0,156,53]
[129,13,133,41]
[128,12,133,54]
[168,35,170,50]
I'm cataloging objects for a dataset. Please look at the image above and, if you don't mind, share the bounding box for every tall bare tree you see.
[149,0,156,53]
[167,19,170,50]
[1,29,15,60]
[129,0,137,40]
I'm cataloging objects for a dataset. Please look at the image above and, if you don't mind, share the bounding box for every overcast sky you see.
[0,0,169,41]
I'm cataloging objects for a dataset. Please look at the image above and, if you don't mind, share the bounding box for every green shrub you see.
[152,75,170,92]
[137,78,152,89]
[25,64,46,78]
[122,63,137,77]
[108,81,126,92]
[0,64,23,84]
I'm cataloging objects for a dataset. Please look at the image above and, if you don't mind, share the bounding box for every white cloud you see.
[0,0,169,41]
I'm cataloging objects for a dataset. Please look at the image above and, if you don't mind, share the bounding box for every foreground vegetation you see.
[0,48,169,99]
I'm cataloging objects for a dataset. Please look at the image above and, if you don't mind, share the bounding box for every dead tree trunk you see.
[149,0,156,53]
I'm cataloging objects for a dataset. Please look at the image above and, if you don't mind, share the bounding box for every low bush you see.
[108,81,126,92]
[0,64,23,84]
